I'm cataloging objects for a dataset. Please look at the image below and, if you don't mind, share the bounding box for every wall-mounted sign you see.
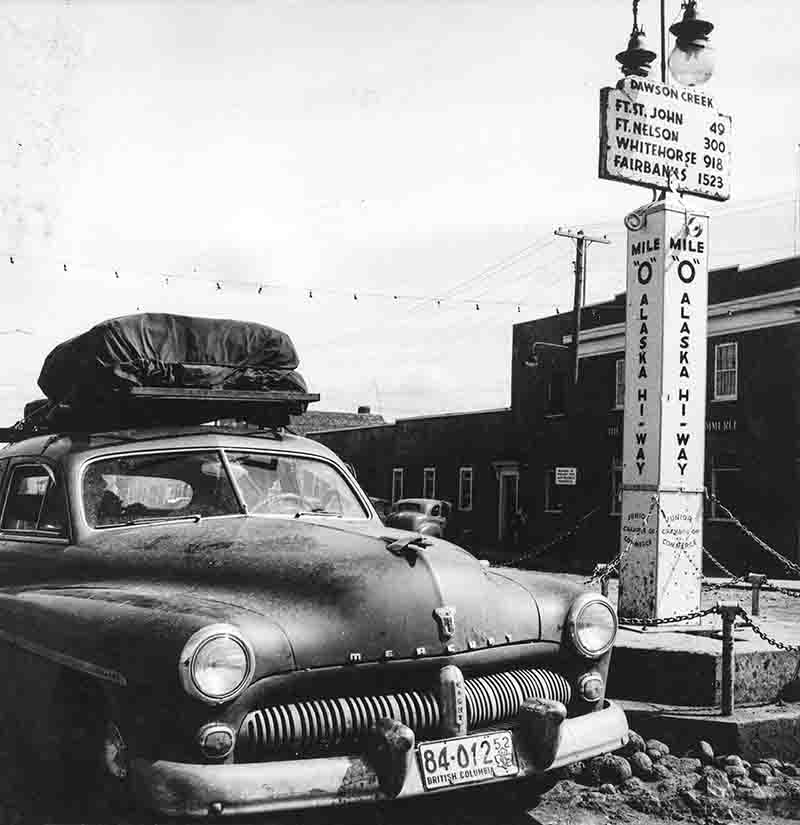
[706,418,737,433]
[599,77,732,201]
[555,466,577,486]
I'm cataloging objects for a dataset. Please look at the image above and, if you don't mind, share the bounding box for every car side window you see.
[1,464,67,537]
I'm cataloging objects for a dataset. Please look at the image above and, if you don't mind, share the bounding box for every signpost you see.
[617,202,709,619]
[600,77,731,200]
[599,65,731,622]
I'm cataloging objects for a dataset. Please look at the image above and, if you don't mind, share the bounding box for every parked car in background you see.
[385,497,454,539]
[369,496,393,523]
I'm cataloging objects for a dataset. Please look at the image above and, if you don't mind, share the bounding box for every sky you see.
[1,0,798,425]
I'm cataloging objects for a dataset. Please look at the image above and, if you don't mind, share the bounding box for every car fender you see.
[0,585,295,694]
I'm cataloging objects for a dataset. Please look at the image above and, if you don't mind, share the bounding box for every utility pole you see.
[554,228,611,385]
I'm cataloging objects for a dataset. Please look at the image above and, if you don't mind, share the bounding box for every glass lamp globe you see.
[668,40,715,86]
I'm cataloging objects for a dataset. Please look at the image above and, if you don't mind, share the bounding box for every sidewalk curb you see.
[618,698,800,762]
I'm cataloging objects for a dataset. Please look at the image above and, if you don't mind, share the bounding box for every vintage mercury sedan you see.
[0,424,628,819]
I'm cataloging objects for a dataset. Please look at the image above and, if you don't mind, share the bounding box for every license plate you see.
[418,730,519,790]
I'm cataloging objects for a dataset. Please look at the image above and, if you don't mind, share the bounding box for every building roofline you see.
[565,284,800,347]
[396,407,510,423]
[738,252,800,272]
[514,254,800,331]
[305,422,395,435]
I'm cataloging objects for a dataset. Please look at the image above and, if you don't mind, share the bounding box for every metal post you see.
[747,573,767,616]
[594,564,610,598]
[660,0,667,84]
[717,601,739,716]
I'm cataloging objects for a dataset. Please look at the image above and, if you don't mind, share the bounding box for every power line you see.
[403,234,557,314]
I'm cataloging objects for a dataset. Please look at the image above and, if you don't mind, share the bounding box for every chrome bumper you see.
[131,700,627,818]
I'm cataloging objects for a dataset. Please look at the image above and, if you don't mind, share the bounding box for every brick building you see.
[311,256,800,572]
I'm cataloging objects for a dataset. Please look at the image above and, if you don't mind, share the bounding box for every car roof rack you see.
[0,387,321,444]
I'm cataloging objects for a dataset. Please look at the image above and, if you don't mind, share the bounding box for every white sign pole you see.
[617,198,709,621]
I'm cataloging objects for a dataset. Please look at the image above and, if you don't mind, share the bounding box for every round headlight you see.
[567,595,617,658]
[179,625,255,704]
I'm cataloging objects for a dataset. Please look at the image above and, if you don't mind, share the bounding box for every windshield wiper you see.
[122,513,205,526]
[294,509,343,518]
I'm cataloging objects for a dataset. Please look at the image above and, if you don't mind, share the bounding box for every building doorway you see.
[496,465,519,543]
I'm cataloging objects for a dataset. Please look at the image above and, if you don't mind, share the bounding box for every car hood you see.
[68,515,542,674]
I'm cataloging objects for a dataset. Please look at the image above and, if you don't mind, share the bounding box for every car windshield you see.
[83,451,240,527]
[226,452,367,518]
[83,449,368,527]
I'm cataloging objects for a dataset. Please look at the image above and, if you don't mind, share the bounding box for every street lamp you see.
[617,0,715,86]
[668,0,715,86]
[616,6,657,78]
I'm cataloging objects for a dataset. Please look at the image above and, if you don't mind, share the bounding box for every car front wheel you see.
[54,675,144,823]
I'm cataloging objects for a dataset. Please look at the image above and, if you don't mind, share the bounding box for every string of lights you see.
[1,188,795,321]
[0,253,548,312]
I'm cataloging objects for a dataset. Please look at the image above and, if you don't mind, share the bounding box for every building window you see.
[391,468,404,503]
[458,467,473,511]
[544,469,564,514]
[709,460,740,521]
[610,460,623,515]
[546,371,567,415]
[423,467,436,499]
[614,358,625,409]
[714,342,738,401]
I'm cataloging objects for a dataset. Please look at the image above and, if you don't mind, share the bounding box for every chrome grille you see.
[238,667,571,757]
[465,668,570,727]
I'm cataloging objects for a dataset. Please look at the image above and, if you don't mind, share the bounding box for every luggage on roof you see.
[39,313,305,401]
[6,314,318,436]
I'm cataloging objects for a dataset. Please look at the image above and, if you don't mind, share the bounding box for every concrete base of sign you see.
[607,618,800,707]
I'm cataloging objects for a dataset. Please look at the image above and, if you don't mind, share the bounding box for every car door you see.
[0,458,71,585]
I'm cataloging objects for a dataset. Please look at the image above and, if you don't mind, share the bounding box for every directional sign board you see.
[599,77,732,201]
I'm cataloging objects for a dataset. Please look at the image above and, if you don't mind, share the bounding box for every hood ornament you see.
[433,606,456,641]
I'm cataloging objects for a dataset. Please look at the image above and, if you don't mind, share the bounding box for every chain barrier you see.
[584,495,659,586]
[618,604,719,629]
[763,580,800,599]
[701,544,747,591]
[705,490,800,579]
[616,602,800,653]
[494,505,602,569]
[616,600,800,654]
[735,607,800,653]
